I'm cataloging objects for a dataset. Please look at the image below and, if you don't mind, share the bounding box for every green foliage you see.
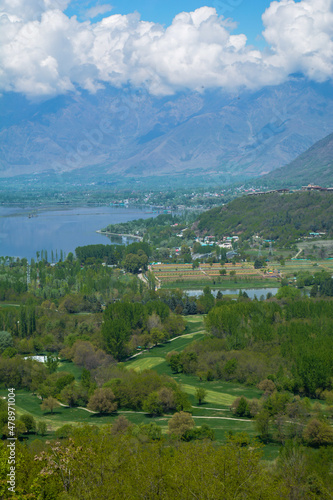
[102,300,172,360]
[254,257,266,269]
[183,423,215,441]
[20,414,36,433]
[21,430,283,499]
[276,286,302,299]
[168,411,195,438]
[41,396,60,414]
[104,367,185,412]
[255,410,271,442]
[55,424,75,439]
[142,391,164,416]
[303,418,333,447]
[60,382,88,407]
[232,397,251,418]
[37,421,47,436]
[45,354,59,374]
[134,422,162,441]
[123,251,148,274]
[0,331,13,353]
[87,388,117,414]
[197,191,333,245]
[196,387,207,405]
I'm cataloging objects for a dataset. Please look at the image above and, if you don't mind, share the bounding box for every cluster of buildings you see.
[246,184,333,197]
[194,235,239,249]
[301,184,333,192]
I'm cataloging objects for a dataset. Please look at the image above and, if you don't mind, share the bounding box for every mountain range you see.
[0,77,332,187]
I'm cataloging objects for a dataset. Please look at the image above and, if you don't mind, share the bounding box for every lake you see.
[0,206,156,260]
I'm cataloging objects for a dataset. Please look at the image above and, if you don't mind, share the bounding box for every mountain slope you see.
[259,132,333,187]
[0,79,333,185]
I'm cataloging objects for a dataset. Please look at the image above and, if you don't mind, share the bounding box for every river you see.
[0,206,156,260]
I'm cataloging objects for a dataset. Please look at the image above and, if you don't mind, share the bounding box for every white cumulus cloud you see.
[0,0,332,99]
[262,0,333,81]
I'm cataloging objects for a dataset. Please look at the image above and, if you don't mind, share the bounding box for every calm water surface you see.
[0,206,155,260]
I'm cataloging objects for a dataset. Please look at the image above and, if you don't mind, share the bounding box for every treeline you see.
[102,300,185,360]
[1,427,332,499]
[169,298,333,397]
[75,241,151,263]
[230,387,333,448]
[196,191,333,245]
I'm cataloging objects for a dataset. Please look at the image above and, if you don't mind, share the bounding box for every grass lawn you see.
[126,331,207,366]
[57,360,83,380]
[126,357,165,372]
[181,384,235,405]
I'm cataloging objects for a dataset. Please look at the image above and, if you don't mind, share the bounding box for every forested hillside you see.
[196,191,333,244]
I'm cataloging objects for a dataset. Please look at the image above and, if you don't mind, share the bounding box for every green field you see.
[181,384,236,405]
[126,356,165,372]
[57,360,83,380]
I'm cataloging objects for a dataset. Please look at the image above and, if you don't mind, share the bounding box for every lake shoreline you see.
[0,205,154,260]
[96,230,143,241]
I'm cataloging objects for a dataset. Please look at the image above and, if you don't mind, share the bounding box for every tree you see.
[3,420,27,438]
[41,396,60,414]
[168,411,195,439]
[303,418,333,447]
[231,397,251,418]
[0,331,13,353]
[45,354,59,374]
[257,379,276,395]
[123,253,143,274]
[143,392,164,416]
[183,424,215,442]
[37,421,47,436]
[158,387,176,413]
[192,259,200,269]
[87,388,117,414]
[136,422,162,441]
[20,414,36,434]
[81,368,92,389]
[111,415,132,436]
[254,257,266,269]
[60,382,88,407]
[254,410,270,442]
[276,286,301,300]
[56,424,75,439]
[196,388,207,405]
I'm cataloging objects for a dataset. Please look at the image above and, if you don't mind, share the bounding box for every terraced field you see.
[150,262,280,287]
